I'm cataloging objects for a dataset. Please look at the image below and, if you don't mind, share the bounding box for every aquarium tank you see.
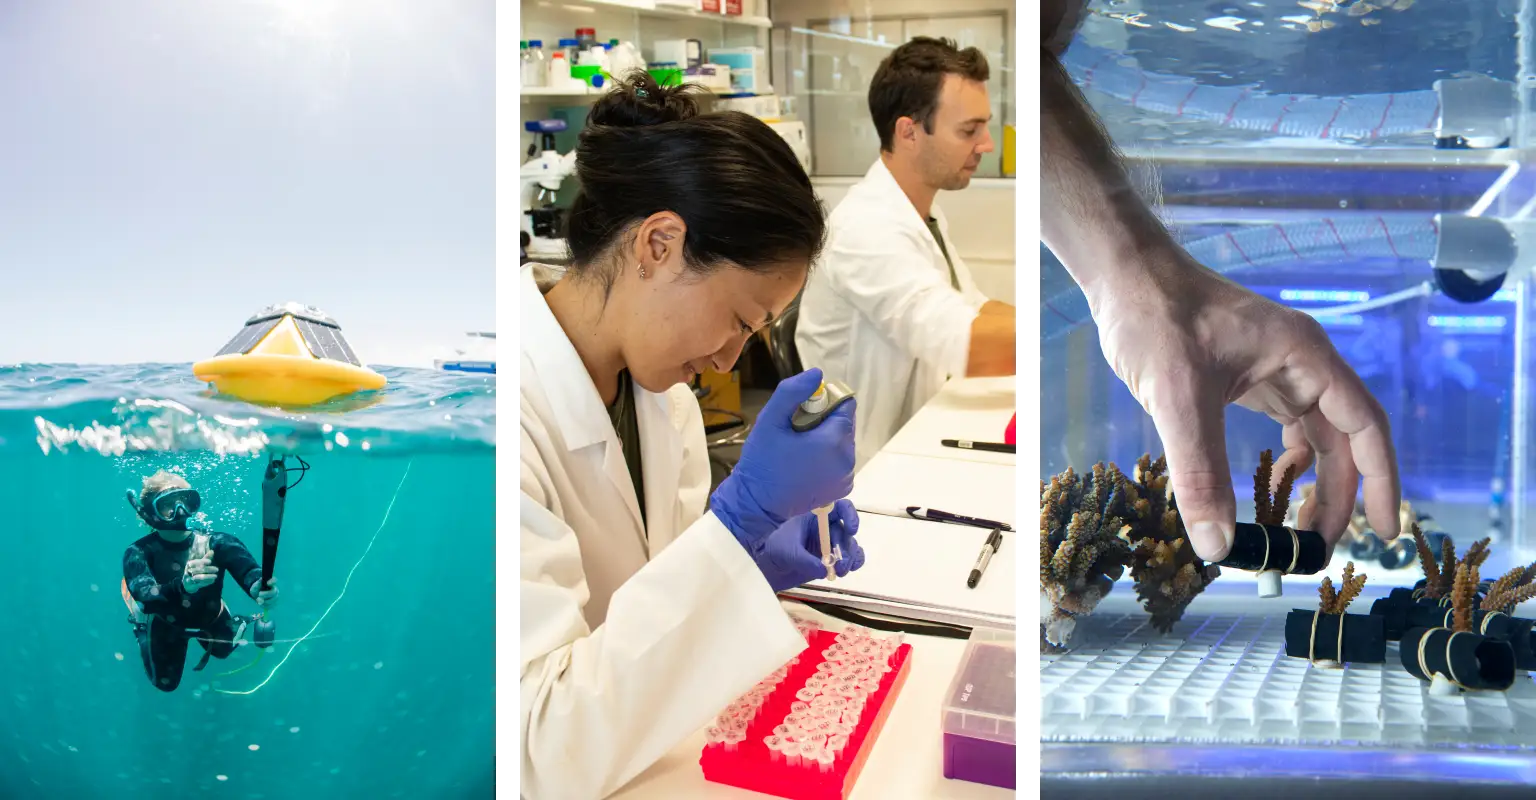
[1044,0,1536,578]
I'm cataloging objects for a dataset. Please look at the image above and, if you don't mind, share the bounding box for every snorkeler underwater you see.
[0,363,495,797]
[122,458,294,694]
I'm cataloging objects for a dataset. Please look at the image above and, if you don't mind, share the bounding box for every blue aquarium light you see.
[1428,314,1508,331]
[1280,289,1370,303]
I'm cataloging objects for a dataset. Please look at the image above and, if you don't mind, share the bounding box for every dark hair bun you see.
[587,70,700,128]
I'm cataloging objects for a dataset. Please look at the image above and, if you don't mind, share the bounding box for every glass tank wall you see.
[1044,0,1536,581]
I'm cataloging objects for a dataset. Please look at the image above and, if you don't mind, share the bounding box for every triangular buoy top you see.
[193,302,386,407]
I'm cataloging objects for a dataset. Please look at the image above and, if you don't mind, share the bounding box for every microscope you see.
[522,119,577,260]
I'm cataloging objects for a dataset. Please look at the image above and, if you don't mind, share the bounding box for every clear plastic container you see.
[522,40,547,88]
[557,38,580,69]
[941,626,1016,790]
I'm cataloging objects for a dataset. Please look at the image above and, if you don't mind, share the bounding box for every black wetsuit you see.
[122,531,264,692]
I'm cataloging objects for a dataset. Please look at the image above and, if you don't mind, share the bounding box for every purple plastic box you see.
[941,627,1016,790]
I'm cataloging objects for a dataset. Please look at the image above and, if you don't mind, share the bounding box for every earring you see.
[638,265,648,279]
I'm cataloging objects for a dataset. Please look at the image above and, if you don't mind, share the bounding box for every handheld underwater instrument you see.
[192,302,386,407]
[792,379,856,581]
[253,453,309,648]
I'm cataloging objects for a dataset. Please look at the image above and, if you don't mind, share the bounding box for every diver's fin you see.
[192,649,213,672]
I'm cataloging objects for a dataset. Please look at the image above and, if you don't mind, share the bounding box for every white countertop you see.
[850,450,1017,530]
[609,377,1018,798]
[880,377,1017,466]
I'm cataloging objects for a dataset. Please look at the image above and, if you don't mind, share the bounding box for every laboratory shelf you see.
[564,0,772,29]
[520,85,746,102]
[521,87,603,101]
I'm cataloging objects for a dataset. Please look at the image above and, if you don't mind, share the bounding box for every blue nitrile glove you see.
[750,500,866,593]
[710,368,857,548]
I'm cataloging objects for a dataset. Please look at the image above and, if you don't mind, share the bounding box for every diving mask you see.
[127,487,203,531]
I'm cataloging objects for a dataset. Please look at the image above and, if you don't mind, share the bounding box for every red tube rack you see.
[699,629,914,800]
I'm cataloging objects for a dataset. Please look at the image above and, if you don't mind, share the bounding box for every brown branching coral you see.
[1411,523,1440,594]
[1254,451,1273,525]
[1041,454,1220,651]
[1253,449,1299,527]
[1415,529,1492,600]
[1481,563,1536,615]
[1318,561,1368,614]
[1040,464,1134,651]
[1121,455,1217,633]
[1452,561,1482,634]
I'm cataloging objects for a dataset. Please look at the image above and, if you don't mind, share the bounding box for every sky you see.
[0,0,493,368]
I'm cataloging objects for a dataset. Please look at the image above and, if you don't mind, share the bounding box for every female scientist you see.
[519,73,867,800]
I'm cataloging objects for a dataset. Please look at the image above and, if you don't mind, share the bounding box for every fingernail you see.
[1191,522,1231,561]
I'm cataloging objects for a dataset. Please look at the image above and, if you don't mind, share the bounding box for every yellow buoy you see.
[193,302,386,407]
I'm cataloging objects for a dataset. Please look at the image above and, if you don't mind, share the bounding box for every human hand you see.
[750,500,866,593]
[1088,252,1401,561]
[251,577,279,610]
[710,368,857,547]
[182,555,218,593]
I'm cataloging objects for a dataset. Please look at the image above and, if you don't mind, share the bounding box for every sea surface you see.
[0,363,495,799]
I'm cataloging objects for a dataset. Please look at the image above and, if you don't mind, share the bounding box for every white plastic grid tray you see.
[1042,597,1536,749]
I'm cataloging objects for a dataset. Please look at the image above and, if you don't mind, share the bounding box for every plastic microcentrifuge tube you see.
[764,735,784,762]
[706,727,723,747]
[816,748,836,773]
[828,733,849,755]
[791,701,810,714]
[815,504,836,581]
[799,740,819,766]
[796,688,818,703]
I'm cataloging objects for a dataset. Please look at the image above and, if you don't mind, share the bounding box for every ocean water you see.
[0,364,495,799]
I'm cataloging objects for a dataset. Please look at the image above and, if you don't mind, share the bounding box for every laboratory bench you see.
[614,377,1019,798]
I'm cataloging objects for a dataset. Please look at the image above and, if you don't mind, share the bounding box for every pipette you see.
[791,378,857,581]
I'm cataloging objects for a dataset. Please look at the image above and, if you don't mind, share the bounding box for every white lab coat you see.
[518,264,806,800]
[795,158,990,468]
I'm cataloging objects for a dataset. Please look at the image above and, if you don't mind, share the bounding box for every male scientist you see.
[795,36,1017,468]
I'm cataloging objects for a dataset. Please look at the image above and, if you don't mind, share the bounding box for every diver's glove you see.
[748,500,865,593]
[709,368,856,549]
